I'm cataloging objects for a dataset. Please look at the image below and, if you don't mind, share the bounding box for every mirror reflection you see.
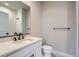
[0,1,30,36]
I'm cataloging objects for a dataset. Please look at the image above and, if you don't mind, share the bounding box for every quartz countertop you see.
[0,37,43,57]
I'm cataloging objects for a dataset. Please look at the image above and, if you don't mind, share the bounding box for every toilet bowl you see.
[42,45,53,57]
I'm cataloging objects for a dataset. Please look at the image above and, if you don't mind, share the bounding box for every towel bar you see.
[53,27,70,30]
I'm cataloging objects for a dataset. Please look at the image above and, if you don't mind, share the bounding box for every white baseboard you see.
[52,50,73,57]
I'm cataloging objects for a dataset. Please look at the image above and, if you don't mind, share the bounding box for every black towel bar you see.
[53,27,70,30]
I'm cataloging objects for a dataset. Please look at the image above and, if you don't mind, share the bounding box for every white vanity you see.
[0,36,43,57]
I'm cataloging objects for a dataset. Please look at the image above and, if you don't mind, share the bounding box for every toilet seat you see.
[42,45,53,50]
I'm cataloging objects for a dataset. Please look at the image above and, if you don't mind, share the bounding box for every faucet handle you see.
[14,32,18,36]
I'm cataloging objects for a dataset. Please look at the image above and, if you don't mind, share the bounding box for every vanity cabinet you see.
[8,40,42,57]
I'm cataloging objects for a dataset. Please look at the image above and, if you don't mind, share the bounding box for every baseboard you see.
[52,50,73,57]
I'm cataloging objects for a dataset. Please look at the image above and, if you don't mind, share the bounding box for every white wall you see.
[42,1,68,53]
[22,1,77,56]
[67,2,76,56]
[23,1,42,37]
[42,1,76,56]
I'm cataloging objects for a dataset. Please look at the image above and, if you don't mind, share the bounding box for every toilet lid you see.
[42,45,53,49]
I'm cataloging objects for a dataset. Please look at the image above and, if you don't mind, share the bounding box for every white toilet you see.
[42,45,53,57]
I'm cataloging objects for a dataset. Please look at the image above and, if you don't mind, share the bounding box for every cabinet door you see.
[8,41,41,57]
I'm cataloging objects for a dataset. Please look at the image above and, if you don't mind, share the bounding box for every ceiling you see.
[0,1,30,10]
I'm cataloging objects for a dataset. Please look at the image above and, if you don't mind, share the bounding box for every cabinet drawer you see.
[8,41,41,57]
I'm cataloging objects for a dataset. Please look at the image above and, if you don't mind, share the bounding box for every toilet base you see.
[42,45,53,57]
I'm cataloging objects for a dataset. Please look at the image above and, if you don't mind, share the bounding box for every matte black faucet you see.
[18,33,24,40]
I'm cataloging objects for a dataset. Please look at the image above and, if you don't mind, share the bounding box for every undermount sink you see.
[7,39,33,47]
[12,39,33,43]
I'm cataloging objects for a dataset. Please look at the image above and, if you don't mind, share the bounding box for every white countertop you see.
[0,37,43,57]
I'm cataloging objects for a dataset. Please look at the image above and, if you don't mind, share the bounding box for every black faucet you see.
[13,32,24,41]
[18,33,24,40]
[13,32,18,41]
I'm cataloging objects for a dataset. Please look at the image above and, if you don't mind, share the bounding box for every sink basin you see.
[11,39,33,44]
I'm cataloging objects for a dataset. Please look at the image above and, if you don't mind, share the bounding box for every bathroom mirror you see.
[0,1,30,37]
